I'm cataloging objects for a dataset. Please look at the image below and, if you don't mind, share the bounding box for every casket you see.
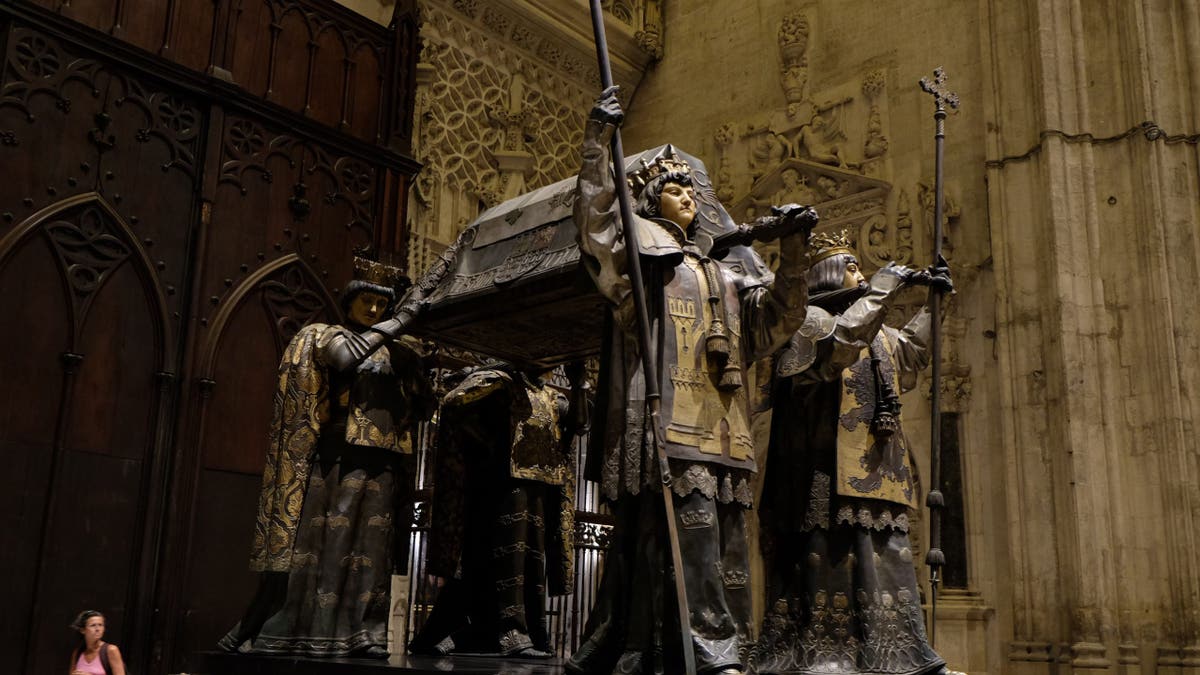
[415,144,765,369]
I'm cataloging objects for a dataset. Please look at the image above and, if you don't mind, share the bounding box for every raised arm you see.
[574,87,633,308]
[740,205,816,361]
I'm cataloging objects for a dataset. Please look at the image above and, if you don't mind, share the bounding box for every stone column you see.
[982,1,1200,674]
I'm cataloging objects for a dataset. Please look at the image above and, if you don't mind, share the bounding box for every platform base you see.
[192,650,568,674]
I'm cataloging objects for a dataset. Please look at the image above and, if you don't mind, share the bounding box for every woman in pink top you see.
[69,611,125,675]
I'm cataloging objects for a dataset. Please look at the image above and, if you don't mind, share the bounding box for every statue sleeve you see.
[891,303,935,393]
[739,226,812,363]
[574,118,633,309]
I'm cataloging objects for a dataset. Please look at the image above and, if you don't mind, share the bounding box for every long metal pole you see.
[919,67,957,649]
[587,4,697,674]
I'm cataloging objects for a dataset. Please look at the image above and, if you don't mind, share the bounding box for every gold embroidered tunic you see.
[575,119,810,504]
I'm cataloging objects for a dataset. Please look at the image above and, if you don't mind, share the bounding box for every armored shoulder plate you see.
[776,306,837,378]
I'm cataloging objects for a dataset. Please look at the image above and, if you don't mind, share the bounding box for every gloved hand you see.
[589,85,624,127]
[926,254,954,293]
[870,261,917,293]
[901,254,954,293]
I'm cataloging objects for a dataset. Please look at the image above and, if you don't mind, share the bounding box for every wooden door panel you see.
[177,469,262,659]
[348,42,381,142]
[168,0,219,74]
[308,26,347,128]
[1,0,421,670]
[200,259,340,474]
[201,289,293,474]
[120,1,171,56]
[67,260,161,459]
[270,9,310,112]
[198,114,373,326]
[27,449,143,675]
[0,196,167,673]
[0,25,107,225]
[57,1,120,35]
[98,69,204,344]
[227,0,274,96]
[0,233,69,657]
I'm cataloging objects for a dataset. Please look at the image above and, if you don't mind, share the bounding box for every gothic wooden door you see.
[0,1,419,672]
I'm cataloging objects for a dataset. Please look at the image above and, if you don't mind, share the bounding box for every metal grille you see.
[404,419,611,658]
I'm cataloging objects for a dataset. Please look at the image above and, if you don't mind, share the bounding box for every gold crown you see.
[353,256,406,289]
[809,229,855,263]
[627,155,692,197]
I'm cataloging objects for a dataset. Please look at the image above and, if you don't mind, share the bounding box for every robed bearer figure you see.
[410,363,581,658]
[567,87,817,675]
[220,257,436,658]
[754,231,953,675]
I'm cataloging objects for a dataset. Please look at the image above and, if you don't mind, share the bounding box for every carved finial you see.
[919,67,960,113]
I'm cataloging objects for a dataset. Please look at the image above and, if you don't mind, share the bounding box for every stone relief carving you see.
[711,11,902,280]
[712,10,977,430]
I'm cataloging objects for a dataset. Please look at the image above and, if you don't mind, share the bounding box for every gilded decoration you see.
[663,256,755,461]
[836,331,917,509]
[250,323,335,573]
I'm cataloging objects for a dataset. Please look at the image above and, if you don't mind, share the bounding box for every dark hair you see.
[70,610,104,632]
[635,171,693,219]
[339,280,398,317]
[807,252,858,294]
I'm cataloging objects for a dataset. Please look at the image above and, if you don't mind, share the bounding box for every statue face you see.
[348,290,389,326]
[843,258,866,289]
[658,182,696,228]
[782,169,799,187]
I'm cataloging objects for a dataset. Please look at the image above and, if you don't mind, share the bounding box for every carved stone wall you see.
[406,0,661,274]
[618,2,1200,675]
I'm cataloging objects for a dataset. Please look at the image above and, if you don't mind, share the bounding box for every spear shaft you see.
[587,4,697,674]
[919,66,958,649]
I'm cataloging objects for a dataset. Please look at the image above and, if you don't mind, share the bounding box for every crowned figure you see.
[219,256,437,658]
[566,87,816,675]
[754,231,952,675]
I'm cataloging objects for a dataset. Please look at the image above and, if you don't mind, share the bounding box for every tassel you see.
[717,362,742,391]
[705,322,731,361]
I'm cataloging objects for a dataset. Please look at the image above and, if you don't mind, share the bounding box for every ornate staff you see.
[587,4,696,674]
[918,67,958,647]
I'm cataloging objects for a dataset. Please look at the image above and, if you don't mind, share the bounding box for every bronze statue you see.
[566,87,817,675]
[410,364,581,658]
[218,257,437,658]
[754,231,952,675]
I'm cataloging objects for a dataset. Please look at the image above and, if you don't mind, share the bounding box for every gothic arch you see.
[198,253,340,380]
[0,192,174,367]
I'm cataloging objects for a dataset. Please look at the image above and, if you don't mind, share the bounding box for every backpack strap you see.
[98,642,113,675]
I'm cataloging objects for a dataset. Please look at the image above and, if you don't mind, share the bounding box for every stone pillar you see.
[982,1,1200,673]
